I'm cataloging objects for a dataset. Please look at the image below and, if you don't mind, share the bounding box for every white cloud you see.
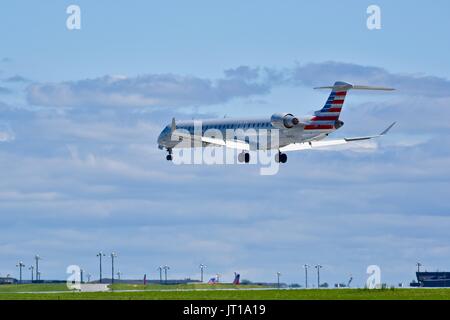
[291,61,450,97]
[25,62,450,116]
[0,123,14,142]
[27,71,273,109]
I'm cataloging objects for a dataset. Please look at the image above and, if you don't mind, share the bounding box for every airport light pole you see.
[199,264,207,282]
[157,266,163,283]
[163,265,170,284]
[80,268,84,284]
[29,265,34,282]
[276,272,281,289]
[416,262,422,273]
[96,252,105,283]
[34,255,41,281]
[86,273,92,283]
[16,262,25,283]
[303,264,310,288]
[110,252,117,284]
[315,265,322,288]
[117,271,122,280]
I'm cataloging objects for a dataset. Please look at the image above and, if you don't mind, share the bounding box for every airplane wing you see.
[279,122,396,152]
[201,136,250,150]
[171,129,251,151]
[170,116,395,153]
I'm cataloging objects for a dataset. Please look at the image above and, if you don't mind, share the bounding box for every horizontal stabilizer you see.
[314,81,395,91]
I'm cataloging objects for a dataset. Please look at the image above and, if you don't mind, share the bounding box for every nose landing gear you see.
[166,148,173,161]
[238,151,250,163]
[275,152,287,163]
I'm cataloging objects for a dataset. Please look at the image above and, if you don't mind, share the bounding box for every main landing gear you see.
[237,151,287,164]
[238,151,250,163]
[275,152,287,163]
[166,148,173,161]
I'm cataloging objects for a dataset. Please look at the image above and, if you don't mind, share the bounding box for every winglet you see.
[344,122,396,142]
[380,122,396,136]
[171,117,176,132]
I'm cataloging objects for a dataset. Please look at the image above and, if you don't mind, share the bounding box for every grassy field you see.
[0,283,70,293]
[0,282,266,294]
[109,283,269,291]
[1,284,450,299]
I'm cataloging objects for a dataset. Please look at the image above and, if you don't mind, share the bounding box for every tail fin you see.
[233,272,240,285]
[312,81,394,121]
[313,81,351,121]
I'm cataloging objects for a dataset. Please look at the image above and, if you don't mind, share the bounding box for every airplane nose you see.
[157,131,165,145]
[157,129,171,147]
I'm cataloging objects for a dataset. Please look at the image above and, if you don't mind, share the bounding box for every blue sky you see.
[1,0,450,286]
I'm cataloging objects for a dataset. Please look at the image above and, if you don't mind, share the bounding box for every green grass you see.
[2,287,450,300]
[0,283,70,293]
[109,283,269,291]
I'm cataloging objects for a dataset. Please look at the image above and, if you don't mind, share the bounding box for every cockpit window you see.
[162,125,171,134]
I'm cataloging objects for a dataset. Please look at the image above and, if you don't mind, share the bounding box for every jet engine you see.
[270,113,300,129]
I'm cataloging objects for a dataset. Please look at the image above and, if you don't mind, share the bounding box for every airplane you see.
[157,81,396,163]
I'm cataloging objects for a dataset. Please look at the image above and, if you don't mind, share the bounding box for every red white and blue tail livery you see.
[312,81,350,123]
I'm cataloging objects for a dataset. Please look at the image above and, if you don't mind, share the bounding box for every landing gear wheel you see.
[166,148,173,161]
[238,152,250,163]
[275,152,287,163]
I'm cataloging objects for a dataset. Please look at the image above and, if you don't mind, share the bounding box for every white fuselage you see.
[157,115,339,151]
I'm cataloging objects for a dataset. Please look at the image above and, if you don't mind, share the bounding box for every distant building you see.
[0,277,18,285]
[411,272,450,287]
[334,283,347,288]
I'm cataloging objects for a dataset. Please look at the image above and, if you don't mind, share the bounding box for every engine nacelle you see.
[270,113,300,129]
